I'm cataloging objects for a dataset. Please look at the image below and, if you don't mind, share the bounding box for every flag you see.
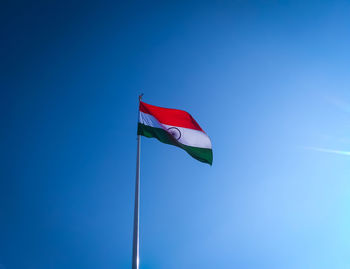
[137,101,213,165]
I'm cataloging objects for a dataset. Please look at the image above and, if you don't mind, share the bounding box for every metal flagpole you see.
[132,94,143,269]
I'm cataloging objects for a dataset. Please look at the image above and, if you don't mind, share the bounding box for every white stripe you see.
[139,111,212,149]
[139,111,163,129]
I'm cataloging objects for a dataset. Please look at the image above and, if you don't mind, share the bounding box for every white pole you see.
[132,95,142,269]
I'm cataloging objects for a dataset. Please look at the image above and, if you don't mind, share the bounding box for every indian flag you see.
[137,101,213,165]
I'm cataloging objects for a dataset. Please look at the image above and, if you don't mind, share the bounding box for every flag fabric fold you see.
[137,101,213,165]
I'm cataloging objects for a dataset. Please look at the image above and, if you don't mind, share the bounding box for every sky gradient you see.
[3,1,350,268]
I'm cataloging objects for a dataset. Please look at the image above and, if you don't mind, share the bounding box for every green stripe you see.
[138,123,213,165]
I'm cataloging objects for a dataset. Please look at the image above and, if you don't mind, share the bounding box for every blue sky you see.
[2,0,350,268]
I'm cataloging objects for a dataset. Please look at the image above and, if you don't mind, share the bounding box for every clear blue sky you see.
[2,0,350,268]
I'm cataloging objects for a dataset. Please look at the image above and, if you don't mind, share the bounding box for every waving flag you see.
[138,101,213,165]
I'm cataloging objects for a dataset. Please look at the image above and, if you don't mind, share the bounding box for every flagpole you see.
[132,94,143,269]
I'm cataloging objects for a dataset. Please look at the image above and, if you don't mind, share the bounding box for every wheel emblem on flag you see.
[167,127,181,140]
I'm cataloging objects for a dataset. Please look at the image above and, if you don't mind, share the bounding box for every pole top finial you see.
[139,93,144,101]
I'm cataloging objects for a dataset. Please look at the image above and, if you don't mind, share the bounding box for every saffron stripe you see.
[139,101,204,131]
